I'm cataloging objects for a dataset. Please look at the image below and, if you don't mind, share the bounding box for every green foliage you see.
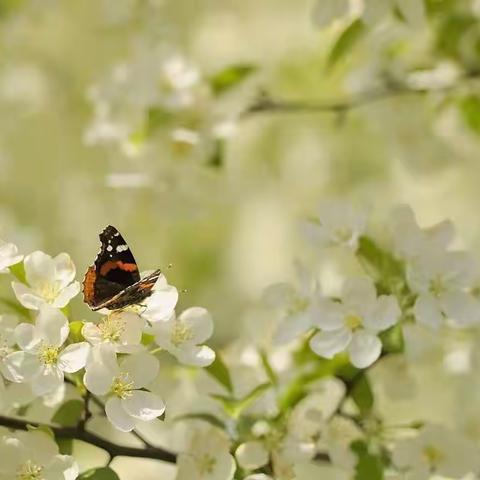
[351,440,384,480]
[459,95,480,134]
[435,12,477,59]
[68,321,85,343]
[0,296,30,318]
[379,323,404,354]
[26,424,54,439]
[350,373,374,416]
[211,382,271,419]
[57,438,73,455]
[327,19,366,69]
[9,262,26,284]
[174,412,226,430]
[52,400,84,427]
[78,467,120,480]
[208,64,257,95]
[206,352,233,393]
[141,332,155,346]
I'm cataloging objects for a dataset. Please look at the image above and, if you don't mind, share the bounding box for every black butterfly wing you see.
[83,225,141,309]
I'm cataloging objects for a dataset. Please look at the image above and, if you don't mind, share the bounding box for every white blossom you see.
[152,307,215,367]
[408,249,480,328]
[392,425,480,479]
[310,277,401,368]
[12,251,80,310]
[235,441,269,470]
[176,427,236,480]
[141,274,179,323]
[0,240,23,272]
[84,345,164,432]
[0,430,78,480]
[82,310,145,353]
[0,315,19,380]
[263,262,321,345]
[304,200,367,250]
[4,306,89,395]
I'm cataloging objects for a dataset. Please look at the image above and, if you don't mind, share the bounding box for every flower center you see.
[36,281,61,303]
[0,335,12,359]
[333,227,353,245]
[429,275,446,297]
[287,296,309,315]
[422,445,444,469]
[111,373,134,399]
[38,344,60,366]
[171,321,194,347]
[99,314,126,342]
[344,314,362,331]
[197,453,216,475]
[16,460,44,480]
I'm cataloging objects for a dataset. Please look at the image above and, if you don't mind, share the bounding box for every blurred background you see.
[3,0,480,477]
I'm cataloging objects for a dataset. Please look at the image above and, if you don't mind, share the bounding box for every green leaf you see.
[260,350,278,385]
[350,374,374,416]
[327,18,366,69]
[78,467,120,480]
[174,413,226,430]
[211,382,271,419]
[57,438,73,455]
[26,424,54,439]
[9,261,26,284]
[0,296,30,319]
[209,64,257,95]
[52,400,84,427]
[68,321,84,343]
[141,332,155,346]
[459,95,480,135]
[351,440,384,480]
[379,323,404,354]
[206,353,233,393]
[146,107,174,132]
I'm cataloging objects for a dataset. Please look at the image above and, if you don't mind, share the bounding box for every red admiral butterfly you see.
[83,225,161,311]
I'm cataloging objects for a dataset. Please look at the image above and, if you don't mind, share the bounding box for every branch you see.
[0,415,177,464]
[242,71,480,118]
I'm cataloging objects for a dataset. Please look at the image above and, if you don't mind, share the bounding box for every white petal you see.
[314,298,345,330]
[11,282,45,310]
[342,277,376,314]
[143,286,178,322]
[36,306,69,346]
[175,345,215,367]
[58,342,90,373]
[274,311,311,345]
[44,455,79,480]
[15,323,39,352]
[53,253,76,288]
[178,307,213,344]
[348,330,382,368]
[122,390,165,421]
[105,397,136,432]
[235,441,269,470]
[120,352,159,388]
[31,366,64,396]
[441,290,480,327]
[413,293,443,329]
[117,311,145,346]
[81,322,102,345]
[3,351,40,382]
[83,360,115,396]
[24,251,56,287]
[52,282,80,308]
[309,328,352,359]
[0,243,23,271]
[363,295,401,332]
[0,315,19,345]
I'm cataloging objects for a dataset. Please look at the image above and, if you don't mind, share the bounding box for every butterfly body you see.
[83,225,161,311]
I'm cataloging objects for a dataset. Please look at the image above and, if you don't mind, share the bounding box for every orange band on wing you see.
[99,260,138,276]
[82,266,97,304]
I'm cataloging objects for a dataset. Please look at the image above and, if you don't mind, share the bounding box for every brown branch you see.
[0,415,177,464]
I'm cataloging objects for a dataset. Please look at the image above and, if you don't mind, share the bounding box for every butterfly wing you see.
[83,225,141,309]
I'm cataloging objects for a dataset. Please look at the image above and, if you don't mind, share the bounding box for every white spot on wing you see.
[116,244,129,252]
[106,245,113,252]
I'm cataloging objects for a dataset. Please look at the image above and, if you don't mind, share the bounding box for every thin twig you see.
[0,415,177,463]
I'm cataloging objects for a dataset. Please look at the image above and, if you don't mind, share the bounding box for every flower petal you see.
[143,285,178,322]
[235,441,269,470]
[3,351,40,382]
[31,366,64,396]
[309,328,352,359]
[105,397,136,432]
[36,306,69,346]
[413,293,443,329]
[342,277,376,314]
[175,345,215,367]
[178,307,213,345]
[363,295,401,332]
[15,323,39,352]
[314,298,345,330]
[11,282,45,310]
[120,352,159,388]
[0,242,23,271]
[348,330,381,368]
[58,342,90,373]
[122,390,165,421]
[24,251,56,287]
[53,253,76,288]
[440,290,480,327]
[52,282,80,308]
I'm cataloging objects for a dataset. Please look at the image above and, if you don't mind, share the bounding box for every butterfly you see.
[83,225,161,311]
